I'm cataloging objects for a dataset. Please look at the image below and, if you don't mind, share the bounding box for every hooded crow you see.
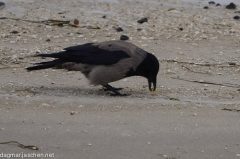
[26,40,159,96]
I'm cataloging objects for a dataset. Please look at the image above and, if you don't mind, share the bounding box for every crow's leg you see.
[101,84,123,91]
[102,84,128,96]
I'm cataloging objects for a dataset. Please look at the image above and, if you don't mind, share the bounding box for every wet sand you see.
[0,0,240,158]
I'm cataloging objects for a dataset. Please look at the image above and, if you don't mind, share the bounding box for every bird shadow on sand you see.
[9,85,152,98]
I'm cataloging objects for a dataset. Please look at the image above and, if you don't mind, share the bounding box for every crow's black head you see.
[135,53,159,91]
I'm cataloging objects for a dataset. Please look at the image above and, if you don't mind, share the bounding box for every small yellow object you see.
[151,88,154,92]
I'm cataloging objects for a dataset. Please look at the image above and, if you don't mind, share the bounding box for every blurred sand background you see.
[0,0,240,158]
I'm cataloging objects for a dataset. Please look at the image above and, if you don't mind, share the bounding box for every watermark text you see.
[0,152,54,158]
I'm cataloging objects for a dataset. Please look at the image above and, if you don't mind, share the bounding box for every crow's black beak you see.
[148,77,156,92]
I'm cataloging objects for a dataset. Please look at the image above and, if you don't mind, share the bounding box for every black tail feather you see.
[26,60,63,71]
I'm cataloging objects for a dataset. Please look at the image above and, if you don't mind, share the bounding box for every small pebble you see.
[116,27,123,32]
[137,17,148,24]
[0,2,5,10]
[70,111,77,115]
[226,3,237,9]
[10,31,19,34]
[229,62,236,66]
[203,6,209,9]
[77,35,84,38]
[58,11,66,14]
[208,1,215,4]
[40,103,50,107]
[74,19,79,25]
[168,8,176,11]
[233,16,240,20]
[36,50,41,53]
[120,35,129,40]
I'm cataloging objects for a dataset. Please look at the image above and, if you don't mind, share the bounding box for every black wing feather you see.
[37,43,130,65]
[26,59,63,71]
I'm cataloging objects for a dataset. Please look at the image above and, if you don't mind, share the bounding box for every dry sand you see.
[0,0,240,158]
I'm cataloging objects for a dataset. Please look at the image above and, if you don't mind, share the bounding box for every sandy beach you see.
[0,0,240,158]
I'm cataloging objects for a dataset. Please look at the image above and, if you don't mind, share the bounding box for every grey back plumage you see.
[87,41,147,85]
[97,41,147,71]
